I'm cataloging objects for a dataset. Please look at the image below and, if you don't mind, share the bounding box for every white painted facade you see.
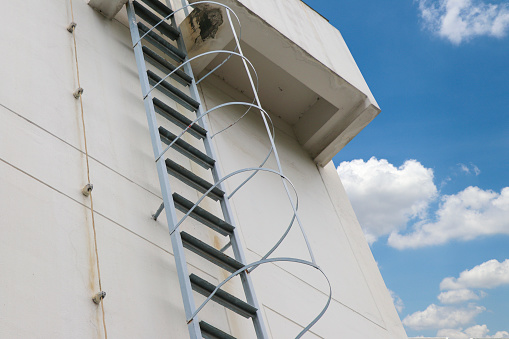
[0,0,407,338]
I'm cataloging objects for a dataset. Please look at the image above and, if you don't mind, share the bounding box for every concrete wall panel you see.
[0,161,104,338]
[0,105,89,207]
[0,0,84,150]
[94,214,232,338]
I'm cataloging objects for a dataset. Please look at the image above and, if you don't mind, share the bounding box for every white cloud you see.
[458,163,481,176]
[466,324,491,338]
[438,324,509,338]
[440,259,509,290]
[437,288,483,304]
[492,331,509,338]
[473,164,481,176]
[402,303,485,330]
[389,289,405,313]
[418,0,509,44]
[337,157,437,244]
[460,163,471,174]
[388,186,509,249]
[403,261,509,337]
[438,327,471,338]
[337,158,509,248]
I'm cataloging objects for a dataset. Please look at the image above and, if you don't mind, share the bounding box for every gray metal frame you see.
[126,2,202,338]
[127,0,268,337]
[126,1,332,337]
[173,1,269,337]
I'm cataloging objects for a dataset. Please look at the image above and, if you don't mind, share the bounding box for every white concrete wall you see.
[0,0,406,338]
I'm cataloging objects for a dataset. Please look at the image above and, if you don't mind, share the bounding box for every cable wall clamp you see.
[82,183,93,196]
[92,291,106,304]
[67,22,77,33]
[73,87,84,99]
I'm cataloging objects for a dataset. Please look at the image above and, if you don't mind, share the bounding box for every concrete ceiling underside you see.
[183,0,380,166]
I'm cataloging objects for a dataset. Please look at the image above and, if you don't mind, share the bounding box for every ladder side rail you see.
[126,2,202,338]
[173,1,269,338]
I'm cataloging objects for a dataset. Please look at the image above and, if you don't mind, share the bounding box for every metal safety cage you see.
[125,0,331,338]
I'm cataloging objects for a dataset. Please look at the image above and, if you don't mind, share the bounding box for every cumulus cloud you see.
[417,0,509,44]
[440,259,509,290]
[491,331,509,338]
[388,186,509,249]
[438,324,509,338]
[404,261,509,337]
[337,157,437,244]
[402,303,485,330]
[437,327,471,338]
[337,158,509,248]
[437,288,483,304]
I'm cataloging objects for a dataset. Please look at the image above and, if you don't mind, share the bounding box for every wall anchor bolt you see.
[92,291,106,304]
[67,22,77,33]
[82,183,93,196]
[73,87,84,99]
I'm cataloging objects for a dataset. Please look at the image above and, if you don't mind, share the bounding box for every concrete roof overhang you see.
[182,0,380,166]
[89,0,381,166]
[88,0,128,19]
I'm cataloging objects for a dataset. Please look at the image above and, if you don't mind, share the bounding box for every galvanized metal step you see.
[153,97,207,140]
[138,22,185,63]
[143,46,191,87]
[133,0,180,41]
[159,126,215,169]
[200,321,236,339]
[165,158,224,201]
[139,0,173,18]
[190,274,258,319]
[148,70,200,112]
[181,232,243,273]
[173,193,234,236]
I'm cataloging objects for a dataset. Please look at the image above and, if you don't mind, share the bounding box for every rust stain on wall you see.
[188,4,224,44]
[83,202,102,338]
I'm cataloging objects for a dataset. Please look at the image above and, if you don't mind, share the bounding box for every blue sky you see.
[304,0,509,337]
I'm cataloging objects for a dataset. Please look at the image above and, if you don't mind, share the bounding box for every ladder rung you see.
[173,193,234,236]
[139,0,173,18]
[133,0,180,41]
[190,274,258,319]
[138,22,185,62]
[153,98,207,140]
[200,321,236,339]
[165,158,224,201]
[159,126,215,169]
[181,232,243,273]
[143,46,191,87]
[148,70,200,112]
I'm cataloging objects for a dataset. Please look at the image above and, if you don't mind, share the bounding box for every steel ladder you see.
[125,0,269,338]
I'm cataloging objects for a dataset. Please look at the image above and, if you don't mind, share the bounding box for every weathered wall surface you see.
[0,0,406,338]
